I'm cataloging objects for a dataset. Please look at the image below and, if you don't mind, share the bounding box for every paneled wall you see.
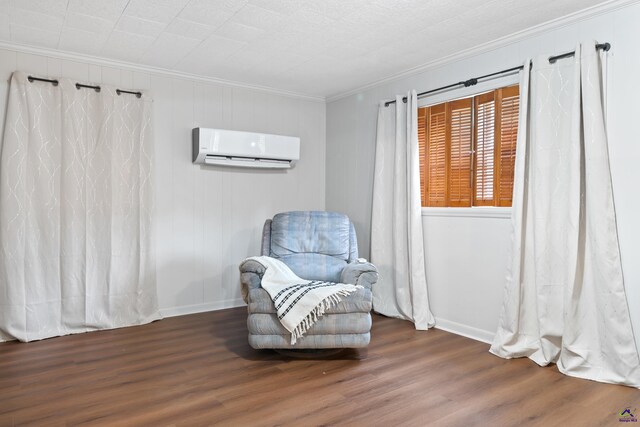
[326,3,640,346]
[0,46,326,316]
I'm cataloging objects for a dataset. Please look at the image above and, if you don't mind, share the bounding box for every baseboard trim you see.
[434,317,495,345]
[159,299,246,318]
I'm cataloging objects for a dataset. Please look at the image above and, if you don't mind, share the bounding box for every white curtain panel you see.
[371,90,435,330]
[0,71,160,342]
[491,42,640,387]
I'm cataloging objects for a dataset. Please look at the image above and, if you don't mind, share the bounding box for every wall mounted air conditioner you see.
[192,128,300,169]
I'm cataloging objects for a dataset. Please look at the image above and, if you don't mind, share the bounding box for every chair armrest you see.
[340,261,378,290]
[239,259,266,303]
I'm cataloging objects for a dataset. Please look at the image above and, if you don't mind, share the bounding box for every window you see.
[418,85,519,207]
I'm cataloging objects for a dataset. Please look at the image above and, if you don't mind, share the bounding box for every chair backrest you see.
[261,211,358,282]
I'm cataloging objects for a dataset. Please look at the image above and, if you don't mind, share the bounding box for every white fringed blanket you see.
[245,256,362,344]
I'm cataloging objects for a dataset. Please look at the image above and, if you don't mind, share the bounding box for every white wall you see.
[0,46,326,317]
[326,2,640,345]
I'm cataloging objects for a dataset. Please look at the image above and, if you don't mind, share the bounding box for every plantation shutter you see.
[447,99,472,207]
[418,107,428,206]
[474,92,495,206]
[425,104,446,207]
[418,84,519,207]
[497,86,519,206]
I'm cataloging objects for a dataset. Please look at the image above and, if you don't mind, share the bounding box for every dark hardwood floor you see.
[1,308,638,426]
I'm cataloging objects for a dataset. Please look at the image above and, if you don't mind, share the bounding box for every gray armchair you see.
[240,211,377,349]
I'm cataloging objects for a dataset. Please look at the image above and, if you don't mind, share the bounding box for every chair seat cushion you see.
[247,287,372,314]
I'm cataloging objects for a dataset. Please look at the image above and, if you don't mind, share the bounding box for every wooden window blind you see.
[497,86,519,206]
[474,92,496,206]
[424,104,447,207]
[418,84,519,208]
[418,107,428,205]
[448,99,473,207]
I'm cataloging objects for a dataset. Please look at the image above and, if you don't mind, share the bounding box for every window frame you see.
[418,74,519,218]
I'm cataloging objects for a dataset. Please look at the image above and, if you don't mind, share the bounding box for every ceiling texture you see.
[0,0,609,98]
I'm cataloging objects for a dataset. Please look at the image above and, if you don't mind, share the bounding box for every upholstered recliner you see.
[240,211,378,349]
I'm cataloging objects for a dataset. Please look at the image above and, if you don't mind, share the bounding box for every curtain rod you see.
[27,75,143,98]
[384,42,611,107]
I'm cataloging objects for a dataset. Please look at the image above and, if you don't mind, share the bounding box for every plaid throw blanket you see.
[245,256,362,344]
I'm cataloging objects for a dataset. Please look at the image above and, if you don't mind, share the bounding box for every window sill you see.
[421,207,511,219]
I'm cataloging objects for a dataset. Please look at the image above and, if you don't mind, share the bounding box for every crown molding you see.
[326,0,640,103]
[0,40,326,103]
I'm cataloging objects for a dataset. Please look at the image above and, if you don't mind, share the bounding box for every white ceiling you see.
[0,0,609,98]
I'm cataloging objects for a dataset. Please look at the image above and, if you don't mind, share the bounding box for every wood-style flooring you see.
[1,308,639,426]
